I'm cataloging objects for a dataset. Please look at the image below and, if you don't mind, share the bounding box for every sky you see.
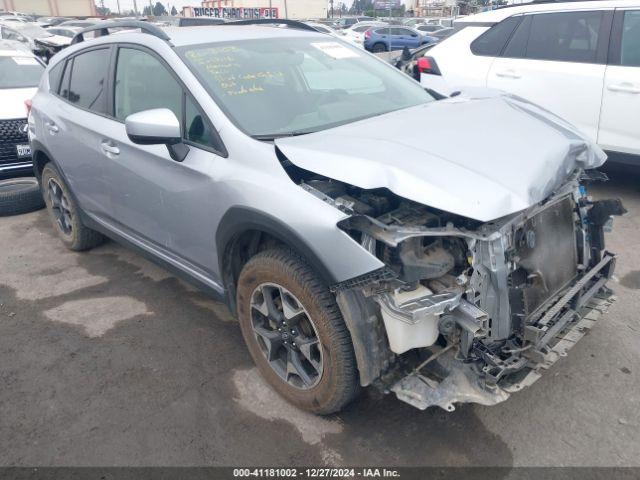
[101,0,194,12]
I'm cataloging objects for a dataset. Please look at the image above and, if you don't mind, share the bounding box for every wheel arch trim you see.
[216,206,339,289]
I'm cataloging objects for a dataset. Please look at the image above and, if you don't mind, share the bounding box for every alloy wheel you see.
[250,282,324,390]
[47,178,72,235]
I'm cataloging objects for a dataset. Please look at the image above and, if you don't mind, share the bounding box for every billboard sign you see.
[192,7,279,19]
[373,0,401,9]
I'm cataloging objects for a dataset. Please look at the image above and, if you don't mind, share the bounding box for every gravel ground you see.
[0,168,638,467]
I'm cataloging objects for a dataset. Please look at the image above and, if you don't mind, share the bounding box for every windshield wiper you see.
[253,129,318,141]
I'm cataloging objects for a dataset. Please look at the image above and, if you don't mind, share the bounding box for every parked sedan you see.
[46,26,83,39]
[364,26,436,52]
[58,20,98,29]
[430,27,454,40]
[333,16,375,29]
[0,21,72,61]
[341,21,387,46]
[0,24,31,51]
[37,17,73,27]
[303,22,364,48]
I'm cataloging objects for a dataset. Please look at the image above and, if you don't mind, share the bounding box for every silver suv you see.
[29,21,624,414]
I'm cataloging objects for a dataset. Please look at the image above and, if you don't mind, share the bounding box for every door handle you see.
[100,140,120,156]
[495,70,522,79]
[45,122,58,134]
[607,83,640,94]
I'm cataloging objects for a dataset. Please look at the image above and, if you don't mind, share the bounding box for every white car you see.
[0,48,44,175]
[0,21,73,60]
[426,17,455,28]
[340,21,388,46]
[0,24,31,50]
[421,0,640,163]
[0,16,28,24]
[45,26,83,39]
[304,21,366,48]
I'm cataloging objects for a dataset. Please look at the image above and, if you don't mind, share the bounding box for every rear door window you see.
[396,28,415,36]
[66,48,110,113]
[471,16,522,56]
[524,11,603,63]
[620,10,640,66]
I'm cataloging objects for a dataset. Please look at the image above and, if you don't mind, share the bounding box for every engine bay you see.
[284,157,624,411]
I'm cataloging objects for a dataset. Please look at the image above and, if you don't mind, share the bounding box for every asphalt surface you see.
[0,168,638,468]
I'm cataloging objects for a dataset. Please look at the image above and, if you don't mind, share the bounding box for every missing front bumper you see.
[390,254,616,412]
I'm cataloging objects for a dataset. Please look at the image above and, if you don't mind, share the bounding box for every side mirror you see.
[125,108,189,162]
[401,46,411,61]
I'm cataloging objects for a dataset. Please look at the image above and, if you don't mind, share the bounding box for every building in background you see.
[182,0,328,20]
[416,0,459,17]
[0,0,96,16]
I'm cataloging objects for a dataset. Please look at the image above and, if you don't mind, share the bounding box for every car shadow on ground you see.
[0,210,514,467]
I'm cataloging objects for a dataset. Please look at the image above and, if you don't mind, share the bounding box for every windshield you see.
[0,56,44,88]
[180,37,433,139]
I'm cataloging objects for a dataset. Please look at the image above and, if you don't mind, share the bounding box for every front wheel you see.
[236,248,360,415]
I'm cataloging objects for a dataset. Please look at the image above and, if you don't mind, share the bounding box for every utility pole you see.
[133,0,138,15]
[116,0,121,15]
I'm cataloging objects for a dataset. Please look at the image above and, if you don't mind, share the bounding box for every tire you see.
[0,177,45,216]
[41,163,105,251]
[237,248,360,415]
[372,42,387,53]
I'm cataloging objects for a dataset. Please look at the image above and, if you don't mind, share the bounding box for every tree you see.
[152,1,167,16]
[350,0,374,15]
[95,0,110,15]
[143,5,152,15]
[170,5,178,15]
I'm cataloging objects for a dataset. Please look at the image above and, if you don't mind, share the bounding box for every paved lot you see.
[0,168,638,468]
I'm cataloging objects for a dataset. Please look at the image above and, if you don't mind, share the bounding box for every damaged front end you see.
[301,170,625,412]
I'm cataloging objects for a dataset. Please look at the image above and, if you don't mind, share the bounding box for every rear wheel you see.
[41,163,105,251]
[237,248,360,414]
[372,42,387,53]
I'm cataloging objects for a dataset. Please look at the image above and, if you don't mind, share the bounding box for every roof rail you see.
[221,18,318,32]
[70,20,171,45]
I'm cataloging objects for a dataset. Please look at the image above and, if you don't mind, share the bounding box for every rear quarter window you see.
[66,48,110,114]
[48,61,64,93]
[470,16,522,56]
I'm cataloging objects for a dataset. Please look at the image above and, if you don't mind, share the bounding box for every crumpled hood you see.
[275,92,606,222]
